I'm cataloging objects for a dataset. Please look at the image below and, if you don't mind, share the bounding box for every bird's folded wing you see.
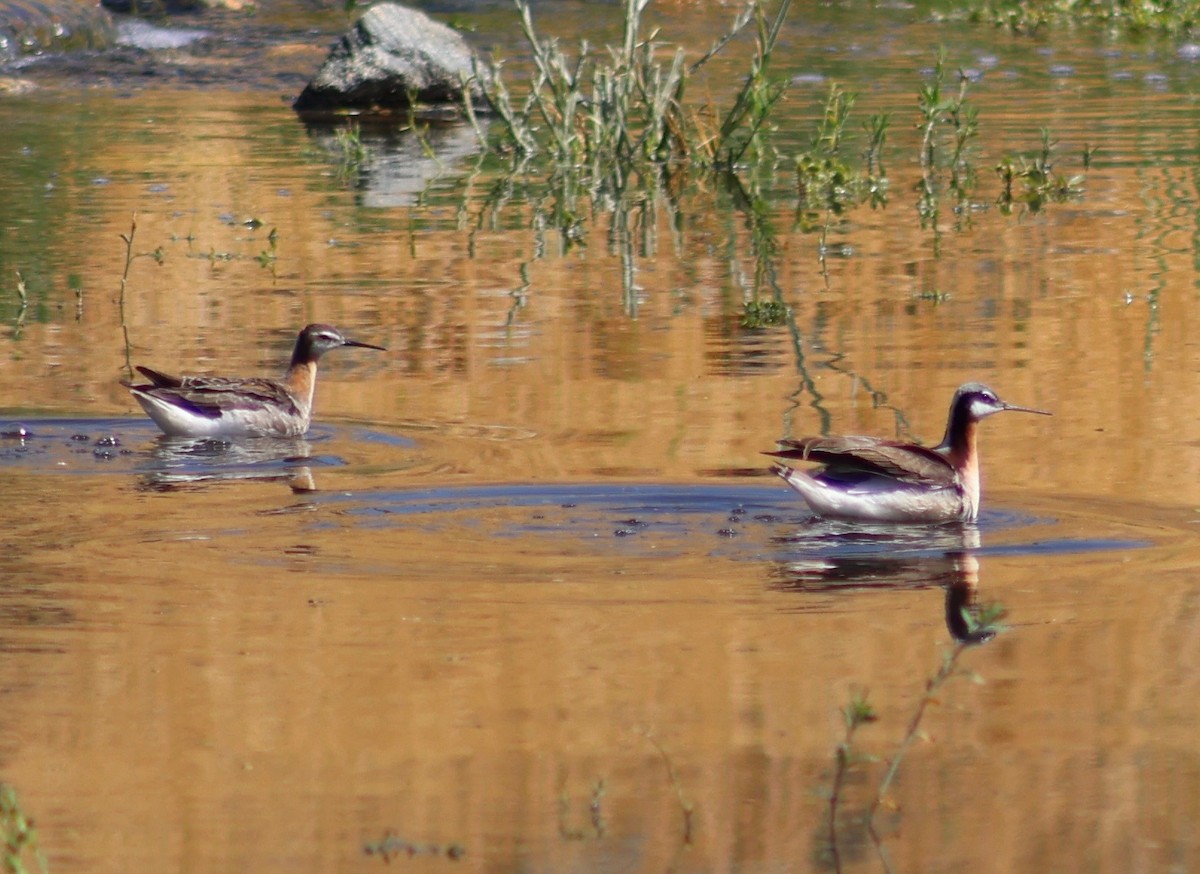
[140,377,301,418]
[766,436,956,485]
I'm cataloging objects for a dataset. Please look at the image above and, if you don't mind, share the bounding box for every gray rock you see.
[293,3,484,114]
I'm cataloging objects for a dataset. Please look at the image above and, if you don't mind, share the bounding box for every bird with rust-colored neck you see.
[765,383,1051,523]
[124,324,386,438]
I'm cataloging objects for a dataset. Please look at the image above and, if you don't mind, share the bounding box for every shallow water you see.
[3,2,1200,872]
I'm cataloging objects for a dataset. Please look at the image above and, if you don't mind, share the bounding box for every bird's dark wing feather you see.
[765,436,956,485]
[133,366,183,388]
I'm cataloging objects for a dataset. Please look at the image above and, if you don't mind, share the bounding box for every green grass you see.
[471,0,790,200]
[466,3,1093,309]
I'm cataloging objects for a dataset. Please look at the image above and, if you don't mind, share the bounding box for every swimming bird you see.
[766,383,1050,523]
[124,323,386,438]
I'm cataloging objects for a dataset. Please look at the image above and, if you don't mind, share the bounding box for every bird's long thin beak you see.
[1004,402,1052,416]
[344,339,387,351]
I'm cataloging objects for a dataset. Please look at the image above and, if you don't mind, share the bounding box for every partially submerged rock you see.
[0,0,116,62]
[293,3,483,116]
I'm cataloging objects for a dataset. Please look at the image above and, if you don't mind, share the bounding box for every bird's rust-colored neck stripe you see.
[284,361,318,411]
[944,417,978,472]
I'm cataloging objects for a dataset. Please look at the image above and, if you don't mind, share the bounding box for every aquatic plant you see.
[915,50,979,241]
[11,271,28,339]
[117,215,165,380]
[793,83,891,279]
[995,128,1086,214]
[473,0,790,205]
[795,85,889,219]
[255,227,279,273]
[825,602,1007,872]
[1,783,47,874]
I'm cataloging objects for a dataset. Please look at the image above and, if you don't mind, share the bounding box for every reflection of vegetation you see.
[825,602,1007,873]
[641,729,695,849]
[828,691,877,874]
[996,128,1086,214]
[557,779,607,840]
[949,0,1200,35]
[1,782,48,874]
[331,122,368,170]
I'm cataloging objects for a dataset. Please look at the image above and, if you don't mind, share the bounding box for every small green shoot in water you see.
[1,783,48,874]
[256,228,279,270]
[793,84,890,280]
[996,128,1085,215]
[915,50,979,238]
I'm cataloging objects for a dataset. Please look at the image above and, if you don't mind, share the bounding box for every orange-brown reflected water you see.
[4,4,1200,872]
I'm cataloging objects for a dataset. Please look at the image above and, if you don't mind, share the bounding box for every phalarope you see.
[124,323,386,438]
[766,383,1050,523]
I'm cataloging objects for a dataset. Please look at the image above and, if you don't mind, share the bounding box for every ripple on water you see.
[0,419,1167,570]
[321,481,1161,568]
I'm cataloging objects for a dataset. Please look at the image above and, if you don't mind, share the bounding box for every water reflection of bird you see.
[769,524,996,644]
[766,383,1050,523]
[123,324,386,438]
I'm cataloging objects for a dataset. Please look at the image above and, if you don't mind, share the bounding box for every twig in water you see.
[116,215,165,380]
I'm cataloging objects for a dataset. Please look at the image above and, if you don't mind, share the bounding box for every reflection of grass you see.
[558,779,607,840]
[826,603,1007,873]
[332,122,367,168]
[1,783,48,874]
[641,729,695,848]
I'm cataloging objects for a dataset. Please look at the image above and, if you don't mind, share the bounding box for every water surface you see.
[2,3,1200,872]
